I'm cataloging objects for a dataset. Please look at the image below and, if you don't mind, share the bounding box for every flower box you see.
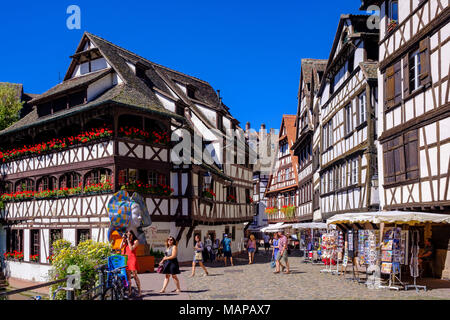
[0,127,113,163]
[226,194,237,203]
[202,189,216,199]
[387,20,398,32]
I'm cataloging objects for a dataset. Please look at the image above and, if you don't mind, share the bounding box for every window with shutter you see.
[403,56,409,99]
[409,49,421,92]
[394,61,402,105]
[385,65,395,110]
[382,130,419,185]
[419,37,431,87]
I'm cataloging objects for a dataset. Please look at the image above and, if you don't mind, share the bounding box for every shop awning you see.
[292,222,336,230]
[260,222,285,232]
[326,211,450,226]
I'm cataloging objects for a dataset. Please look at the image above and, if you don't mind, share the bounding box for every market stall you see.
[291,222,336,264]
[327,211,450,291]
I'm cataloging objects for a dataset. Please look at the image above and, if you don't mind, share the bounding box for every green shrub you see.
[48,239,112,300]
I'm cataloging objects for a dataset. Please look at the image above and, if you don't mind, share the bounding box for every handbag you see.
[270,256,276,268]
[157,260,167,273]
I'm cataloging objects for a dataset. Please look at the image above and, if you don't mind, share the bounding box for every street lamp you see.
[204,171,212,187]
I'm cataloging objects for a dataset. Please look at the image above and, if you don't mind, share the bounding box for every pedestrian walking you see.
[212,238,220,262]
[159,236,181,293]
[120,230,142,298]
[221,234,234,266]
[191,234,209,277]
[271,233,280,269]
[205,235,213,263]
[263,233,270,253]
[274,230,290,274]
[247,234,257,264]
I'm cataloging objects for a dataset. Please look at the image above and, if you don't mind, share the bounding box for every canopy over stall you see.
[292,222,336,230]
[326,211,450,225]
[260,222,285,233]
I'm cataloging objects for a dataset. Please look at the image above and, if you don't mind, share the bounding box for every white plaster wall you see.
[196,104,217,126]
[175,82,187,94]
[156,92,176,112]
[354,41,365,66]
[24,229,30,262]
[40,229,50,264]
[126,61,136,74]
[87,74,115,101]
[191,113,217,141]
[65,228,76,246]
[5,261,51,282]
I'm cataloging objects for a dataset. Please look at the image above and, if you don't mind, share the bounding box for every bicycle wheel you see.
[114,280,125,300]
[103,287,114,300]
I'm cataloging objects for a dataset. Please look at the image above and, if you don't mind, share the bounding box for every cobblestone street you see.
[177,251,450,300]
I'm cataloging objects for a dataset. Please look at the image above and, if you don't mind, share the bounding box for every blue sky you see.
[0,1,363,131]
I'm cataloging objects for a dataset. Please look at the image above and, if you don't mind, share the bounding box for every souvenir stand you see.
[327,211,450,291]
[319,231,338,273]
[292,223,334,265]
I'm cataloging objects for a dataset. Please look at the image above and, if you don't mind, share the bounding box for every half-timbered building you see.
[245,123,277,232]
[317,14,380,221]
[0,32,253,281]
[265,115,300,223]
[292,59,328,222]
[360,0,450,278]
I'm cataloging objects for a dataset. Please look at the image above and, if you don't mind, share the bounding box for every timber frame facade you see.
[292,59,327,222]
[0,32,253,276]
[361,0,450,212]
[360,0,450,279]
[265,115,301,222]
[317,14,381,220]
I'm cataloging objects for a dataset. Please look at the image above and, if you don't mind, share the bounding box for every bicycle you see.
[103,266,128,300]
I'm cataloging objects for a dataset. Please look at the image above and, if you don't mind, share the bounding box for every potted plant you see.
[13,251,24,262]
[227,194,237,203]
[202,189,216,199]
[387,20,398,32]
[30,254,39,263]
[3,252,12,261]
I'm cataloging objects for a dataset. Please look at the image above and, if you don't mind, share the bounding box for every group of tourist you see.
[118,229,291,297]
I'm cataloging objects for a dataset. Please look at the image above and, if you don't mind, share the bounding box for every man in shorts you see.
[221,234,234,266]
[274,230,290,274]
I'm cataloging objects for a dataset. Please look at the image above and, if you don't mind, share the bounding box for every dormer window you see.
[187,85,196,99]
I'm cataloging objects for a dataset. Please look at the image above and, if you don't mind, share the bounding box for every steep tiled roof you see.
[29,69,112,104]
[0,83,185,135]
[0,31,236,136]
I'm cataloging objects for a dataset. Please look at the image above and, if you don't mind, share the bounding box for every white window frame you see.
[409,49,421,92]
[359,93,366,124]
